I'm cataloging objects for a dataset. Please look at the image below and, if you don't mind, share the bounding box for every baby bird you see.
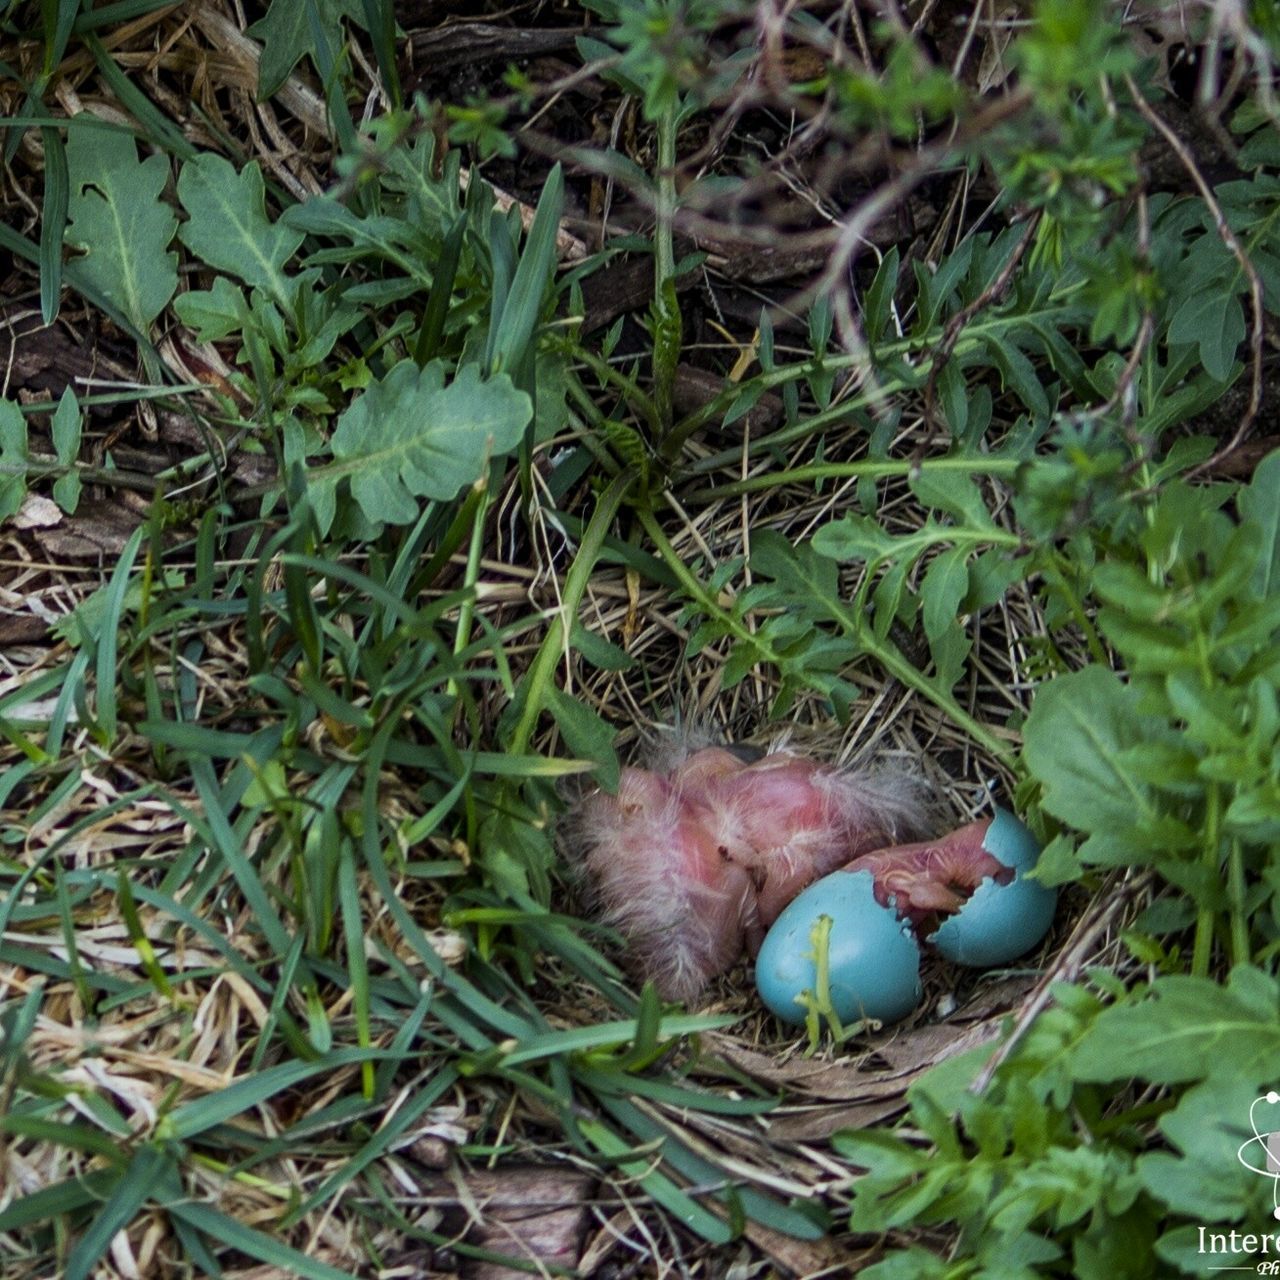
[567,744,930,1001]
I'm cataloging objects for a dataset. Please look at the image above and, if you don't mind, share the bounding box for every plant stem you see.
[637,504,784,659]
[692,456,1023,501]
[447,475,492,702]
[1191,783,1224,977]
[1221,787,1250,966]
[654,100,677,294]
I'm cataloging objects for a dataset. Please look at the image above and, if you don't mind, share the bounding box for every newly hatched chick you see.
[842,819,1011,926]
[568,744,929,1001]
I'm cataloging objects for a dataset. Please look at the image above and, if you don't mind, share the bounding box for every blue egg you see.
[755,869,922,1026]
[928,808,1057,967]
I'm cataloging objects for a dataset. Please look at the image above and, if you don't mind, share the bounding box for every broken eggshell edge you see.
[755,807,1056,1026]
[754,869,923,1026]
[927,807,1057,968]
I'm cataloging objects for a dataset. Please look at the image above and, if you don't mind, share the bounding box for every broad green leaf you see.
[1168,287,1245,382]
[247,0,365,99]
[64,124,177,332]
[1072,966,1280,1085]
[921,546,969,643]
[811,513,897,562]
[177,154,301,304]
[1238,448,1279,600]
[1137,1077,1265,1219]
[314,360,530,532]
[909,468,998,531]
[173,275,246,342]
[0,398,29,521]
[1022,667,1161,835]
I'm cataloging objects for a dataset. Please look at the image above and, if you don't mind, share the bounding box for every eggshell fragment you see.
[755,870,923,1025]
[927,808,1056,967]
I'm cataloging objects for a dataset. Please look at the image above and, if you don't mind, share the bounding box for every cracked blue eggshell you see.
[928,808,1057,967]
[755,869,922,1026]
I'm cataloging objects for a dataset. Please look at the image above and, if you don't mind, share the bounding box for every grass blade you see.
[489,163,563,377]
[39,125,68,323]
[167,1201,357,1280]
[92,524,144,742]
[359,0,401,107]
[65,1145,174,1280]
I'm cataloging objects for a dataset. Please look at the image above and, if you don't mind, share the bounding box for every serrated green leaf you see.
[937,359,968,437]
[1022,667,1161,835]
[864,246,900,343]
[966,547,1029,609]
[1072,967,1280,1086]
[247,0,365,99]
[872,556,915,639]
[177,154,301,304]
[1137,1077,1263,1219]
[53,471,81,515]
[600,418,650,487]
[63,124,177,332]
[570,621,634,672]
[173,275,246,342]
[811,513,897,562]
[1168,287,1245,382]
[858,1247,953,1280]
[929,624,971,690]
[985,336,1050,420]
[314,360,530,532]
[908,468,997,530]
